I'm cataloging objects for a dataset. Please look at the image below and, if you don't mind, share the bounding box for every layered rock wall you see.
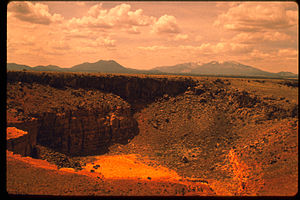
[7,120,38,156]
[37,110,138,156]
[7,71,195,157]
[7,71,195,104]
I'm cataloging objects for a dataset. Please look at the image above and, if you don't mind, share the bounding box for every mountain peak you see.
[209,61,219,65]
[96,59,116,63]
[224,60,242,65]
[206,60,242,65]
[71,59,129,73]
[7,60,297,78]
[152,60,297,77]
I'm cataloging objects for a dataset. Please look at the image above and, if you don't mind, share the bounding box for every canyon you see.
[6,71,298,196]
[7,71,194,157]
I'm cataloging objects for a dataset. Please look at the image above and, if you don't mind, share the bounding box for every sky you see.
[7,1,299,73]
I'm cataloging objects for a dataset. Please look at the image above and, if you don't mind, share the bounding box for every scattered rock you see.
[182,156,189,163]
[270,160,277,164]
[93,165,100,169]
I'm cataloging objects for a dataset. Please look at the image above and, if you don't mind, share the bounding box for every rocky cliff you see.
[7,80,139,157]
[36,109,138,156]
[7,119,38,156]
[7,72,194,157]
[7,71,195,106]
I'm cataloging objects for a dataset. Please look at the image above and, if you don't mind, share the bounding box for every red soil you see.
[6,150,215,196]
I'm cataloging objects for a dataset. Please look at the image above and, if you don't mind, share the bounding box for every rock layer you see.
[7,71,195,105]
[7,80,139,157]
[37,110,138,156]
[7,119,38,156]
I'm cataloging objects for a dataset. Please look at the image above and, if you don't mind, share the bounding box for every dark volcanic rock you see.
[7,81,139,157]
[6,71,196,157]
[7,119,39,157]
[33,145,83,170]
[234,91,259,108]
[7,71,196,106]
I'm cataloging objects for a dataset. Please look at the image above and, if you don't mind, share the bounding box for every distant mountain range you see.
[7,60,156,74]
[152,61,298,78]
[7,60,298,78]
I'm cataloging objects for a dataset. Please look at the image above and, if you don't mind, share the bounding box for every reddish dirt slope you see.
[6,151,214,196]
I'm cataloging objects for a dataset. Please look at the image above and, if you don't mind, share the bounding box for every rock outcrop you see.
[36,110,138,156]
[7,71,196,105]
[7,119,38,156]
[7,80,139,157]
[6,71,195,157]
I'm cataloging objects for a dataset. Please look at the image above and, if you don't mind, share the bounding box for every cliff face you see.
[7,79,140,157]
[7,71,195,105]
[37,110,138,156]
[7,119,38,156]
[7,71,195,157]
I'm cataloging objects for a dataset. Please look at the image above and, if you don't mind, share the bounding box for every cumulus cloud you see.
[127,26,140,34]
[67,3,185,38]
[63,28,98,39]
[214,2,298,32]
[138,45,169,51]
[264,31,293,42]
[102,37,116,47]
[249,49,275,60]
[8,1,63,25]
[85,36,116,48]
[179,41,253,55]
[232,31,293,44]
[179,44,209,51]
[87,3,103,17]
[69,3,155,30]
[277,48,298,57]
[174,34,188,41]
[152,15,180,34]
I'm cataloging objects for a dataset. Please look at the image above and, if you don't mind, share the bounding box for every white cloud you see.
[69,3,155,30]
[214,2,298,32]
[233,32,292,42]
[8,1,63,25]
[87,3,103,17]
[179,41,253,55]
[138,45,169,51]
[85,36,116,48]
[152,15,180,34]
[277,48,298,57]
[127,26,140,34]
[174,34,188,41]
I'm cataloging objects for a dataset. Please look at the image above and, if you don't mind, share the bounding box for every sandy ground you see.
[6,150,215,196]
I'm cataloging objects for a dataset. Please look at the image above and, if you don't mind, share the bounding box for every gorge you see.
[6,71,298,196]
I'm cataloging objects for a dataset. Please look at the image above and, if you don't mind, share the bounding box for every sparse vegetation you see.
[220,149,264,195]
[7,71,298,196]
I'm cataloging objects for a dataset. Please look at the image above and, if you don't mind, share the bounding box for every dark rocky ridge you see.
[7,71,196,108]
[7,71,195,160]
[106,77,298,195]
[6,72,298,195]
[7,72,297,167]
[7,120,39,157]
[7,82,139,158]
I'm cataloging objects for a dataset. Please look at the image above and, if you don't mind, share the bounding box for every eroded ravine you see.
[6,72,298,196]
